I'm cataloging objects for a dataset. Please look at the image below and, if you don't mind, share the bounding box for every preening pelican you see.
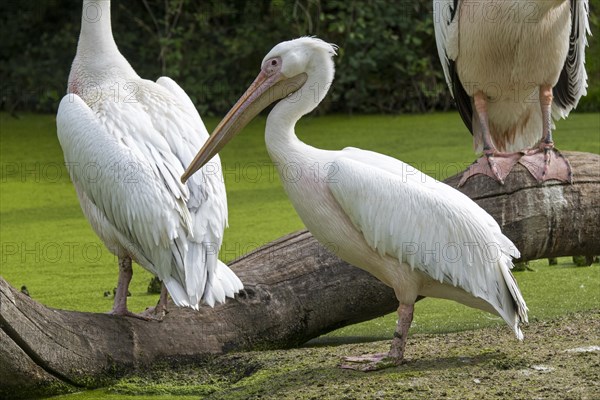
[434,0,590,185]
[56,0,242,318]
[182,37,528,370]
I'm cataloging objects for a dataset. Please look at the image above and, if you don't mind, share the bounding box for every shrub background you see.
[1,0,597,116]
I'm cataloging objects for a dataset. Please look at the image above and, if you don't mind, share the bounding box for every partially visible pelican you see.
[56,0,242,318]
[182,37,528,370]
[434,0,590,185]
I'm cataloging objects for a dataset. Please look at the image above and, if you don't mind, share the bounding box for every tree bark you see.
[444,151,600,261]
[1,151,598,398]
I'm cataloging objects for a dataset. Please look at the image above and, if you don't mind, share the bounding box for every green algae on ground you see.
[50,310,600,400]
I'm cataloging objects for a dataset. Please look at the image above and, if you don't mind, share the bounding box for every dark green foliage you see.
[513,261,534,272]
[147,276,162,294]
[1,0,598,115]
[320,1,452,113]
[572,255,594,266]
[0,0,79,113]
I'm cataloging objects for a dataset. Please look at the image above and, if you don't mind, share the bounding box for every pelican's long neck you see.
[265,52,334,166]
[78,0,118,56]
[68,0,138,94]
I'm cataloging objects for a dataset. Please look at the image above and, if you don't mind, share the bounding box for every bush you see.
[0,0,597,115]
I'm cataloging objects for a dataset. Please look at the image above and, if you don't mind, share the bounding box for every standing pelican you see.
[434,0,590,185]
[181,38,528,370]
[56,0,242,318]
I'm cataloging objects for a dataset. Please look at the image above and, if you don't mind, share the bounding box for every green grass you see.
[47,311,600,400]
[318,259,600,342]
[0,111,598,320]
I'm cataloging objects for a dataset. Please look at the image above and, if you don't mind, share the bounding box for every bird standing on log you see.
[434,0,590,185]
[181,37,528,371]
[56,0,242,318]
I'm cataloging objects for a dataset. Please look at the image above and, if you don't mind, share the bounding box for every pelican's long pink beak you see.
[181,69,307,183]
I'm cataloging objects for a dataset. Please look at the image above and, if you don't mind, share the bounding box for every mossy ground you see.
[51,310,599,400]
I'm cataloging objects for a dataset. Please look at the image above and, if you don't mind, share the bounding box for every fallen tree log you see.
[444,151,600,260]
[1,151,598,399]
[0,232,399,399]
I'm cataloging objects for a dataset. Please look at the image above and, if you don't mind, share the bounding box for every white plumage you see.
[328,149,526,335]
[182,37,528,370]
[57,0,242,316]
[434,0,590,184]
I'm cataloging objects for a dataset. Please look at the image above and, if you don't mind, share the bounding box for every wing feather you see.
[57,85,240,308]
[433,0,459,95]
[433,0,473,133]
[328,149,527,335]
[57,95,188,274]
[552,0,590,119]
[154,77,240,302]
[153,77,228,233]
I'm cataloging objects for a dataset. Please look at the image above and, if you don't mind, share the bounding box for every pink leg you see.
[540,85,554,146]
[459,92,522,186]
[108,256,135,316]
[340,303,414,372]
[158,284,168,311]
[474,91,495,156]
[388,303,414,360]
[140,282,169,320]
[107,256,153,320]
[519,85,572,183]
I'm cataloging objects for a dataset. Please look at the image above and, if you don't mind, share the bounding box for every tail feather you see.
[163,278,194,309]
[183,241,209,306]
[498,255,529,340]
[161,239,242,309]
[218,259,244,295]
[202,260,243,307]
